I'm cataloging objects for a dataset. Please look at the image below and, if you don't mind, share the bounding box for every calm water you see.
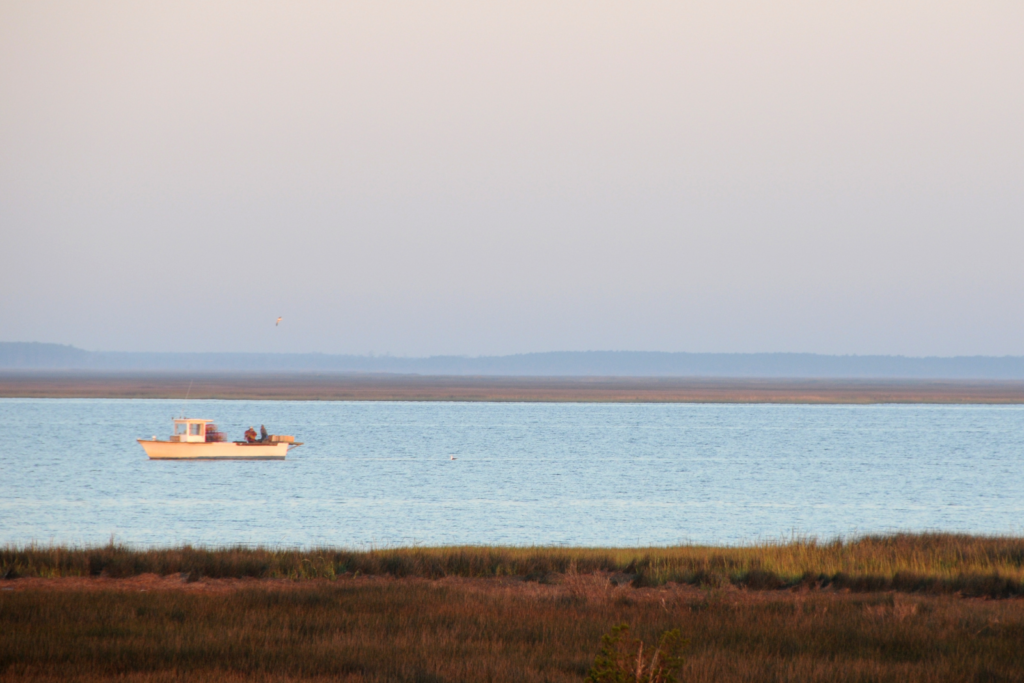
[2,399,1023,547]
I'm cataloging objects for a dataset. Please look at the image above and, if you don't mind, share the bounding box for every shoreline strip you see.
[4,372,1024,403]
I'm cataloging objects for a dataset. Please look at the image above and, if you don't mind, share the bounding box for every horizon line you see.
[5,342,1024,360]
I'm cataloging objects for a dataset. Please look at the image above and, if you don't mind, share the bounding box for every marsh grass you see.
[5,533,1024,597]
[3,579,1024,682]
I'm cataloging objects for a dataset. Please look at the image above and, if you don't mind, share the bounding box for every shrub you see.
[586,624,687,683]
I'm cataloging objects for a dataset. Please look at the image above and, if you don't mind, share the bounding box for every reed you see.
[5,533,1024,597]
[2,578,1024,682]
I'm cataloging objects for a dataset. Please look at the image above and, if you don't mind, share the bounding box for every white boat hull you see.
[138,439,291,460]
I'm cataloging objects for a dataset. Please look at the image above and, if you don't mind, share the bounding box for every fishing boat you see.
[138,418,302,460]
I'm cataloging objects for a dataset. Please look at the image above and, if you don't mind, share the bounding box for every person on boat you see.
[260,425,269,442]
[244,426,258,443]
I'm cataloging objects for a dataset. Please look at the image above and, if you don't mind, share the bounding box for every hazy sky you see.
[2,1,1022,356]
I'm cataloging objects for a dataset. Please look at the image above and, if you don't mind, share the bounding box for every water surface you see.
[2,399,1022,547]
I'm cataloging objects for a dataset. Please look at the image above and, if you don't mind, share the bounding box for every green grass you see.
[6,533,1024,597]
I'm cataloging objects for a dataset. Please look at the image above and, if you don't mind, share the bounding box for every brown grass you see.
[7,535,1024,681]
[5,372,1024,403]
[3,574,1024,682]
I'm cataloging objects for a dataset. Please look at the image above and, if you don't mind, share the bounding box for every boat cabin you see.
[170,418,213,443]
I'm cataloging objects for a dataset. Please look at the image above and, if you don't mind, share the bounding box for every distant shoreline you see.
[4,371,1024,403]
[9,343,1024,379]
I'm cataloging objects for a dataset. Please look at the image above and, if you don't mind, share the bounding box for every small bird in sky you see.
[275,317,282,326]
[450,455,457,460]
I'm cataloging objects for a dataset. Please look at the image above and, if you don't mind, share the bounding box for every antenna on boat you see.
[179,380,193,419]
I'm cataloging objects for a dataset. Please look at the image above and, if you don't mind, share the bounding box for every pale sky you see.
[2,1,1022,356]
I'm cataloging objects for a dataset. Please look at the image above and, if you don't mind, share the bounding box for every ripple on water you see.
[1,399,1023,547]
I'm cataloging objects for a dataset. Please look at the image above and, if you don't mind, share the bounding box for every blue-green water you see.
[2,399,1022,547]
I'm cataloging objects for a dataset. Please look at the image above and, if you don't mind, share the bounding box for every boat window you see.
[189,423,203,436]
[174,423,187,435]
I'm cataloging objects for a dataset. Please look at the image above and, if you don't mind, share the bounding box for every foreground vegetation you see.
[5,535,1024,681]
[6,533,1024,597]
[3,577,1024,682]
